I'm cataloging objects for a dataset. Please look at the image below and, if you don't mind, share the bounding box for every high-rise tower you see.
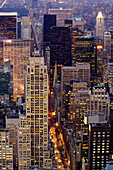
[25,52,52,168]
[21,16,31,39]
[88,123,110,170]
[43,14,56,65]
[104,31,111,58]
[75,36,96,87]
[0,129,13,169]
[71,28,85,65]
[109,30,113,58]
[6,115,19,170]
[3,39,34,101]
[0,12,17,39]
[95,44,103,83]
[43,14,56,43]
[49,8,72,26]
[96,11,105,40]
[50,26,71,93]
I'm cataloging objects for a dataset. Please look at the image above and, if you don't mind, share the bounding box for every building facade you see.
[61,64,90,118]
[73,18,84,32]
[50,26,71,93]
[90,85,110,119]
[71,27,85,65]
[95,44,103,83]
[49,8,72,26]
[109,30,113,58]
[0,129,13,170]
[18,115,31,170]
[89,123,111,170]
[0,12,17,39]
[6,115,19,170]
[75,36,95,87]
[26,52,52,168]
[3,39,33,101]
[43,14,56,65]
[43,14,56,43]
[21,16,31,39]
[104,31,111,58]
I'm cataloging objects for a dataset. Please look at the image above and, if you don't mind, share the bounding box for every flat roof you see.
[3,39,33,43]
[0,12,17,16]
[62,63,90,69]
[78,90,90,92]
[77,36,94,39]
[0,128,9,132]
[76,63,90,65]
[49,8,72,11]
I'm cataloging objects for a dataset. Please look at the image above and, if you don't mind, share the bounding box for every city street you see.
[49,123,70,169]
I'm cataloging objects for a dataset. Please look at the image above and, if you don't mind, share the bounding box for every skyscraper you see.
[75,36,95,87]
[49,8,72,26]
[71,28,85,65]
[70,84,110,135]
[95,44,103,83]
[0,129,13,170]
[61,63,90,118]
[43,14,56,43]
[0,40,3,66]
[18,115,31,170]
[109,30,113,58]
[25,52,52,168]
[105,59,113,94]
[90,85,110,119]
[104,31,111,58]
[73,18,84,32]
[0,67,12,96]
[43,14,56,64]
[3,39,33,101]
[50,26,71,93]
[6,115,19,170]
[71,90,90,135]
[88,123,110,170]
[64,19,73,27]
[0,12,17,39]
[21,16,31,39]
[96,11,105,40]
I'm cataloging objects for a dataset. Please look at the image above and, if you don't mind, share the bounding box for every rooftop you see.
[105,161,113,170]
[29,167,67,170]
[74,18,82,21]
[0,12,17,16]
[76,36,94,39]
[92,123,110,127]
[62,63,90,69]
[49,8,72,11]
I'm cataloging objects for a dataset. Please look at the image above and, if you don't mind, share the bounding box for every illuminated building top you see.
[97,11,104,19]
[97,45,103,49]
[96,11,104,39]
